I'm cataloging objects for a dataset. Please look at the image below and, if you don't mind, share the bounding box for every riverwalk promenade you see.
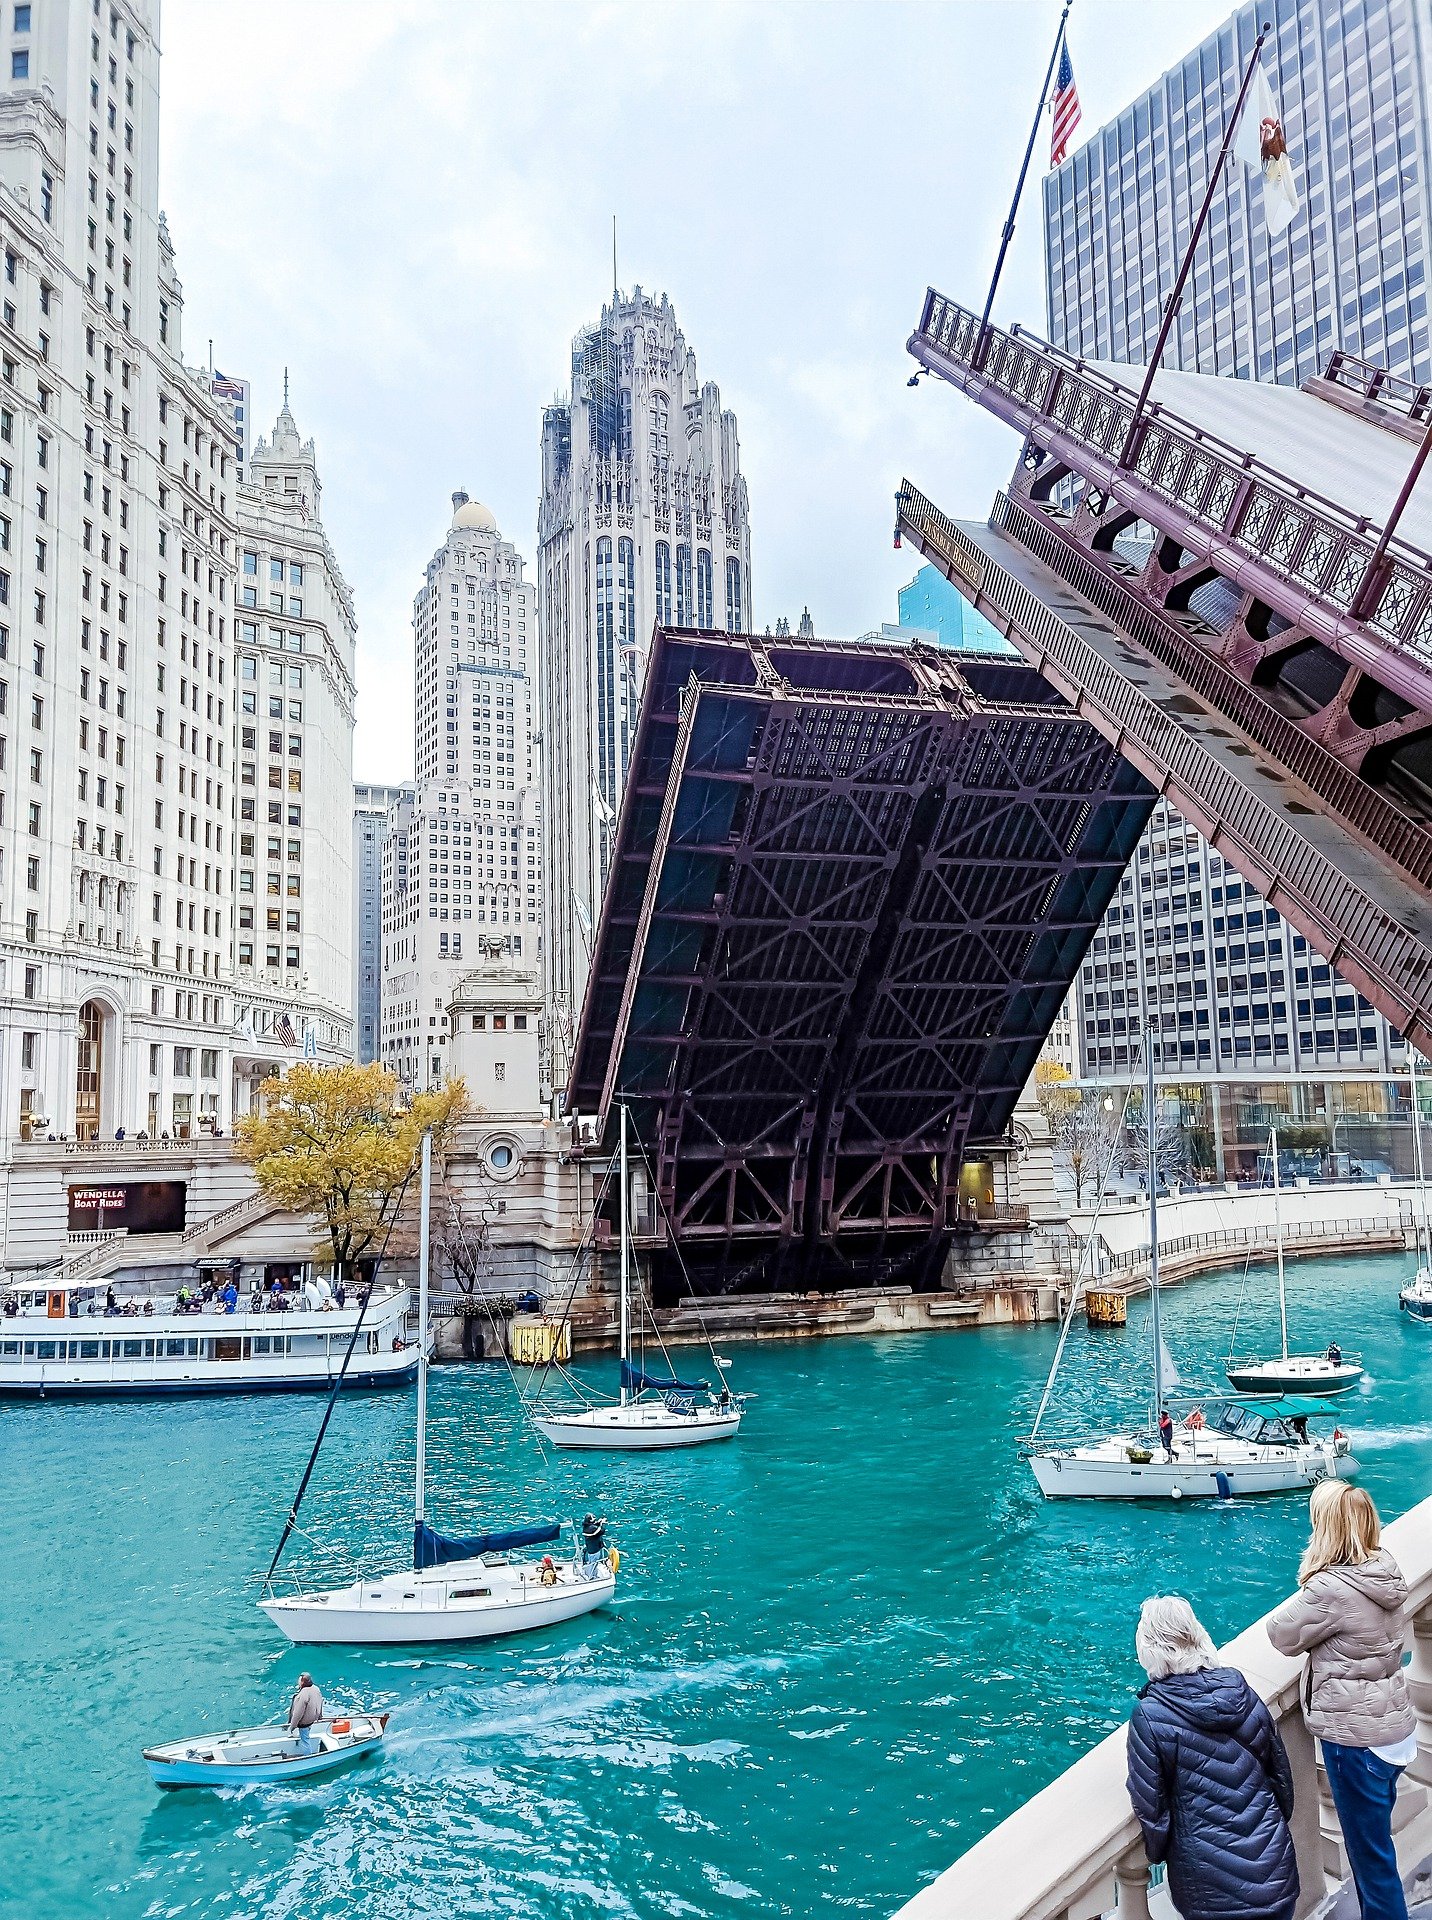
[895,1490,1432,1919]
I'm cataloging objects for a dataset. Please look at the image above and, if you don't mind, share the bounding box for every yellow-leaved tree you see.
[235,1061,467,1289]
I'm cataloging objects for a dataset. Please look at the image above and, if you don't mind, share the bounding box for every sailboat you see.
[532,1105,743,1451]
[1025,1030,1356,1500]
[1226,1126,1364,1396]
[1399,1046,1432,1321]
[260,1132,616,1646]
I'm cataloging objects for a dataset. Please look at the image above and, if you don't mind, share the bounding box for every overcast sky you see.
[159,0,1233,782]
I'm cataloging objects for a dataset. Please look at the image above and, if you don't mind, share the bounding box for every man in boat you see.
[1158,1408,1175,1460]
[1327,1342,1342,1365]
[287,1674,324,1752]
[580,1514,608,1578]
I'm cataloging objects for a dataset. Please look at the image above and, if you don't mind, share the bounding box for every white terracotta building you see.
[537,289,751,1085]
[0,1,353,1148]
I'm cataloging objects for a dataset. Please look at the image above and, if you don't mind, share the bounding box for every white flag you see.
[1235,60,1299,237]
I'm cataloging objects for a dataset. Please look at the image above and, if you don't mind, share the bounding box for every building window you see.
[10,49,28,80]
[655,540,671,626]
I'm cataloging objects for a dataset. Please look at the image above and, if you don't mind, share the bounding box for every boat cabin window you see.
[449,1588,492,1600]
[35,1339,55,1359]
[1,1340,16,1354]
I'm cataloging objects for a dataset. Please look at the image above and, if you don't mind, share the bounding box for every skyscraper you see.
[379,495,540,1092]
[1043,0,1431,387]
[353,780,412,1064]
[0,2,354,1146]
[537,288,751,1079]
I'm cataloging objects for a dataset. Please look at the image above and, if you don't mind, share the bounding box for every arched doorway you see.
[75,1000,104,1141]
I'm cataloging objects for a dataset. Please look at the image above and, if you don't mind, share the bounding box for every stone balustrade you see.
[894,1494,1432,1919]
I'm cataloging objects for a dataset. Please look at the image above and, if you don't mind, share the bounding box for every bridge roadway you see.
[898,483,1432,1057]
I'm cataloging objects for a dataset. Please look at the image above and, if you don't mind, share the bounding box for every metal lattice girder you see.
[568,628,1153,1290]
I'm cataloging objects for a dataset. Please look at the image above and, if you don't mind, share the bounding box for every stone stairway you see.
[56,1187,281,1286]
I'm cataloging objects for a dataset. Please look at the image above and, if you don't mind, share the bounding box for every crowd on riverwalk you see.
[1126,1481,1422,1920]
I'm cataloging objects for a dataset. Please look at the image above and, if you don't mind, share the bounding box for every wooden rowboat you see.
[143,1712,389,1787]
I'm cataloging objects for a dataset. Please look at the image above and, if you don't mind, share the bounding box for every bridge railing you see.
[893,479,1432,1040]
[893,1492,1432,1919]
[911,289,1432,676]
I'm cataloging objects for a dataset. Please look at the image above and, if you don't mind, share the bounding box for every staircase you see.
[55,1188,283,1286]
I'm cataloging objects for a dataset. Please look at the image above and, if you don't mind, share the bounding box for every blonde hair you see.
[1299,1480,1381,1584]
[1135,1595,1219,1680]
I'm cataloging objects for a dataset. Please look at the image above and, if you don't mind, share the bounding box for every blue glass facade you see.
[897,564,1012,652]
[1042,0,1432,386]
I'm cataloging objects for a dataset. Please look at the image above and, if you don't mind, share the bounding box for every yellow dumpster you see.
[508,1314,571,1365]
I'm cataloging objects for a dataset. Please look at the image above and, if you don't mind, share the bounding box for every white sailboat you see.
[1026,1030,1356,1501]
[532,1105,743,1451]
[1400,1046,1432,1321]
[260,1132,615,1646]
[1226,1126,1364,1396]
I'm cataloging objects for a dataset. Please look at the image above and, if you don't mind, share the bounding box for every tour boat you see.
[1026,1028,1356,1500]
[531,1105,743,1451]
[1399,1047,1432,1321]
[144,1712,388,1787]
[0,1278,416,1397]
[1225,1126,1363,1396]
[259,1132,616,1647]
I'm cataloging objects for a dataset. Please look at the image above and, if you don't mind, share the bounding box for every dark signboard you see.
[67,1181,187,1235]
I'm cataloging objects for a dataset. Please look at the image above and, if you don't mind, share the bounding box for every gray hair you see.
[1135,1595,1219,1680]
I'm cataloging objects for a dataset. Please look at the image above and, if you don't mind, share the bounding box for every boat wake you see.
[1346,1422,1432,1449]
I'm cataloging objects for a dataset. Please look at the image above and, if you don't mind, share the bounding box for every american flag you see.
[275,1012,298,1047]
[1051,40,1081,167]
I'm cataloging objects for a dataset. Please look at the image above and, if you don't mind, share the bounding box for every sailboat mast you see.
[1146,1024,1162,1427]
[415,1128,431,1527]
[618,1103,630,1407]
[1412,1048,1430,1266]
[1271,1124,1288,1361]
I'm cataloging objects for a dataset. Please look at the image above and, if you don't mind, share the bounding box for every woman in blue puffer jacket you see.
[1127,1595,1299,1920]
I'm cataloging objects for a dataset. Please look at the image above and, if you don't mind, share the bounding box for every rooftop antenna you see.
[283,366,290,410]
[612,213,618,308]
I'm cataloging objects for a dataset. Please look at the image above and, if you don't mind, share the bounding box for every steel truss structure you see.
[568,627,1151,1294]
[903,290,1432,1054]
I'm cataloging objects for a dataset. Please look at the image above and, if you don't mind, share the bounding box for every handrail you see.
[911,291,1432,664]
[894,480,1432,1043]
[894,1492,1432,1918]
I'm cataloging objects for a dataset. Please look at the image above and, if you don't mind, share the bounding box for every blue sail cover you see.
[413,1519,560,1569]
[621,1358,709,1394]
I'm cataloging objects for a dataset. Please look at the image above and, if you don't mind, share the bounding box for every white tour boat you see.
[1026,1026,1356,1500]
[260,1131,616,1647]
[0,1277,416,1397]
[1225,1126,1363,1396]
[1400,1046,1432,1322]
[531,1104,743,1451]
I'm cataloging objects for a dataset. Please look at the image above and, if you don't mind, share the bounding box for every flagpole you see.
[974,1,1072,372]
[1116,22,1270,471]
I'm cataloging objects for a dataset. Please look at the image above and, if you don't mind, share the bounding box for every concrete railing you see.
[893,1494,1432,1919]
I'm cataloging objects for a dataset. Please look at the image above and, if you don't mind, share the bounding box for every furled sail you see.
[621,1359,710,1395]
[413,1519,560,1570]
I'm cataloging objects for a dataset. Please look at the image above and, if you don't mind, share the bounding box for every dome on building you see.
[450,491,497,533]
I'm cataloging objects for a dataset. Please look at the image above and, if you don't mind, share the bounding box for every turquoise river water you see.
[6,1249,1432,1919]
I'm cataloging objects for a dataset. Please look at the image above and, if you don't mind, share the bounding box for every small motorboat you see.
[143,1712,388,1787]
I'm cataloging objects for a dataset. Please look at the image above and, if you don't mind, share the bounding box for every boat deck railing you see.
[892,1491,1432,1918]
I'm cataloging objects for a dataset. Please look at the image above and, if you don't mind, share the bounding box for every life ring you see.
[608,1547,621,1574]
[1184,1410,1205,1431]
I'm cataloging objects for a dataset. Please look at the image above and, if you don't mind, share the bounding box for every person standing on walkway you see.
[1268,1481,1416,1920]
[1127,1595,1298,1920]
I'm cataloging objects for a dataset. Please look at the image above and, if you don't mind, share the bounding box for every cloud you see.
[158,0,1233,778]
